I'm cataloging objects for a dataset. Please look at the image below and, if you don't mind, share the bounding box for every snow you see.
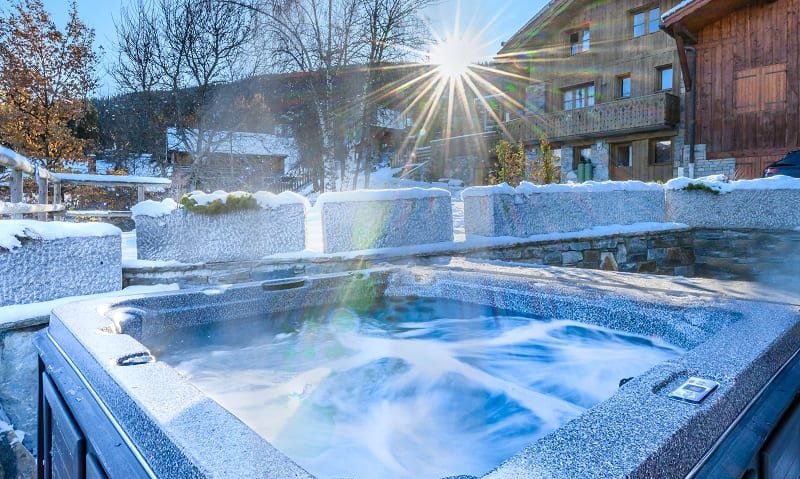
[253,191,310,209]
[131,198,178,218]
[131,191,308,218]
[316,187,451,205]
[662,0,696,21]
[0,283,181,326]
[462,180,662,198]
[0,220,121,251]
[666,175,800,193]
[52,172,171,185]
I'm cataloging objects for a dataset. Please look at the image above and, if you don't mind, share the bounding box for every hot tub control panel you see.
[669,377,719,404]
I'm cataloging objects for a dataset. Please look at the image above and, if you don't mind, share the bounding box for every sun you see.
[428,36,483,80]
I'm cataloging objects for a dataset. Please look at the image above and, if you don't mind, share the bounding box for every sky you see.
[40,0,550,96]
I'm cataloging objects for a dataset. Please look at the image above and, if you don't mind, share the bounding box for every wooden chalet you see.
[663,0,799,178]
[497,0,686,182]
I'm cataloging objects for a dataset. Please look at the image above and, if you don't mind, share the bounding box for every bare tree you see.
[112,0,263,186]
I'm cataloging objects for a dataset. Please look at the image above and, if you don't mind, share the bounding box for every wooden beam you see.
[36,176,48,221]
[676,35,694,92]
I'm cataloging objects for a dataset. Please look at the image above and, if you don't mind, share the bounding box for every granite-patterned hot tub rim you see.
[36,264,800,479]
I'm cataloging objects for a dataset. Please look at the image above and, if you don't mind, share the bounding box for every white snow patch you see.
[316,187,451,205]
[0,421,12,433]
[462,180,662,199]
[666,175,800,193]
[131,190,308,218]
[131,198,178,218]
[662,0,696,21]
[253,191,310,209]
[0,283,181,326]
[53,172,171,185]
[0,220,121,251]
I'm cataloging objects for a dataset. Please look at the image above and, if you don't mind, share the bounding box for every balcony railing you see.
[504,92,681,143]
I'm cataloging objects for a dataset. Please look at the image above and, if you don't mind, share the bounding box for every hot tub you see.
[35,262,800,479]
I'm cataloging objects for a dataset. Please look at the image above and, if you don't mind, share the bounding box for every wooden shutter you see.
[735,67,759,113]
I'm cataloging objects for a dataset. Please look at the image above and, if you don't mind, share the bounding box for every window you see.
[617,74,631,98]
[652,139,672,164]
[569,28,590,55]
[657,65,673,91]
[632,6,661,38]
[563,83,595,111]
[615,144,633,168]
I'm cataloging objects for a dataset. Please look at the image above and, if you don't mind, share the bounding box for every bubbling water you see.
[150,298,682,479]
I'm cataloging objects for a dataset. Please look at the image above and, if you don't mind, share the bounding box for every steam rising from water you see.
[150,298,682,479]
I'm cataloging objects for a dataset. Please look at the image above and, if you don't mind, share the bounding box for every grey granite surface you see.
[321,196,453,253]
[0,235,121,306]
[666,189,800,229]
[464,190,666,237]
[134,204,305,263]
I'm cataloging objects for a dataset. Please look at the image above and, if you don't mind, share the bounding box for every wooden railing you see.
[504,92,681,143]
[0,146,171,221]
[263,166,313,194]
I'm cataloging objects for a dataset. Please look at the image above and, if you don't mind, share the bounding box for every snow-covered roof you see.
[53,173,171,186]
[661,0,697,21]
[166,128,298,160]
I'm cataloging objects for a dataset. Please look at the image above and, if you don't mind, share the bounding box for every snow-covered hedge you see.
[318,188,453,253]
[665,176,800,229]
[133,190,307,263]
[462,181,666,237]
[0,221,121,306]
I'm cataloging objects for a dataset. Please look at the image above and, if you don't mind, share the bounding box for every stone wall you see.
[666,188,800,229]
[123,227,695,287]
[694,229,800,287]
[0,326,41,456]
[465,228,695,276]
[0,234,121,307]
[134,204,305,263]
[320,189,453,253]
[463,184,665,237]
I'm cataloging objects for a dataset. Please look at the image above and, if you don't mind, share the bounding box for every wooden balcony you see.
[504,92,681,144]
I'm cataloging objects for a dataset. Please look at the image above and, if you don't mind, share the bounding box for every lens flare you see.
[428,36,483,80]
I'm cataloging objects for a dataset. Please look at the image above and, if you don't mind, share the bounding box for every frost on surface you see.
[0,220,121,251]
[666,175,800,193]
[461,180,662,199]
[317,187,450,205]
[132,191,309,218]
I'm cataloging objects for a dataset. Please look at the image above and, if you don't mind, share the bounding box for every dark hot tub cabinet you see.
[35,262,800,479]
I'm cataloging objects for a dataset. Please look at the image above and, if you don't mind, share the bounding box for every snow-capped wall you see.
[665,176,800,229]
[319,188,453,253]
[0,221,121,306]
[133,195,306,263]
[462,181,666,237]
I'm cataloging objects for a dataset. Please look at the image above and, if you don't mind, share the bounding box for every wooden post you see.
[9,170,23,219]
[137,185,145,203]
[53,182,62,220]
[36,174,48,221]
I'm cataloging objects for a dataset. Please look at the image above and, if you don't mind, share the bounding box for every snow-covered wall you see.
[133,193,306,263]
[319,188,453,253]
[0,221,121,306]
[665,177,800,229]
[462,182,665,237]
